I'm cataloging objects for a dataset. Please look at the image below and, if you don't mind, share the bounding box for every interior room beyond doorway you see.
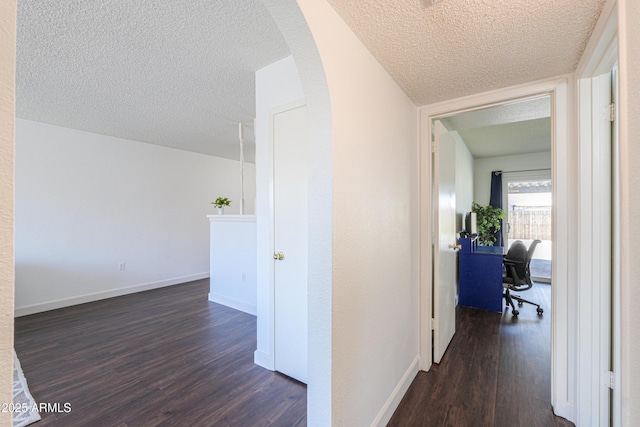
[439,95,553,266]
[426,93,556,421]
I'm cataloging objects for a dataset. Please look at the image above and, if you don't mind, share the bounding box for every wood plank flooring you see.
[14,279,306,427]
[388,283,574,427]
[16,279,573,426]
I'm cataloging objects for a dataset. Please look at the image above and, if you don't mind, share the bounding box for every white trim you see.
[419,75,574,422]
[14,272,209,317]
[207,214,257,223]
[419,108,433,371]
[370,355,420,427]
[253,350,273,370]
[421,76,568,119]
[610,64,621,427]
[575,0,618,78]
[208,292,257,316]
[574,3,619,424]
[431,119,444,363]
[576,73,613,426]
[550,79,575,421]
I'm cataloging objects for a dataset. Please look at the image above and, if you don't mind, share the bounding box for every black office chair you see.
[502,239,543,316]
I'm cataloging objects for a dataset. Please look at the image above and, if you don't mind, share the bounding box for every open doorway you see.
[420,77,572,419]
[428,94,557,418]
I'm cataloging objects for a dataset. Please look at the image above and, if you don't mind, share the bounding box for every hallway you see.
[389,284,572,426]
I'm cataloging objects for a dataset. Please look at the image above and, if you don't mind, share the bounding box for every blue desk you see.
[458,240,504,313]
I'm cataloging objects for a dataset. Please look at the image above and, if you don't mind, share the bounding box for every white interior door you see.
[273,103,308,383]
[433,120,457,363]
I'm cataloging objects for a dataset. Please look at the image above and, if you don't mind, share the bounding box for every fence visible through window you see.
[509,207,552,241]
[505,178,552,282]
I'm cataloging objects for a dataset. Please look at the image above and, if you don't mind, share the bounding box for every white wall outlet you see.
[242,272,246,281]
[118,262,126,271]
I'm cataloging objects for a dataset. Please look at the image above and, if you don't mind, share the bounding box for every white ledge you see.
[207,214,257,223]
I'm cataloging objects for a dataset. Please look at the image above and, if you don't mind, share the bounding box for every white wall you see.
[208,216,257,315]
[619,0,640,423]
[0,0,15,422]
[15,119,256,315]
[254,56,305,369]
[454,133,474,233]
[473,151,551,205]
[296,2,420,426]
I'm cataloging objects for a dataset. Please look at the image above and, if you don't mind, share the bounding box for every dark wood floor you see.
[15,280,574,426]
[14,279,306,426]
[389,283,574,427]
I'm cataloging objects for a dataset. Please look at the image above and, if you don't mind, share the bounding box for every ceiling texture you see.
[17,0,290,162]
[440,96,551,158]
[327,0,606,106]
[17,0,606,161]
[325,0,604,159]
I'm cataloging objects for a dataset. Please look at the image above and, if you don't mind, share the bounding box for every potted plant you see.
[471,202,505,246]
[211,197,231,215]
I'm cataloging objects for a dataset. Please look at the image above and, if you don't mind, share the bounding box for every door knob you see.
[273,252,285,261]
[448,244,462,250]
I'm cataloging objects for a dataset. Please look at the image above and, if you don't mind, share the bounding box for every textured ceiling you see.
[18,0,606,161]
[17,0,291,162]
[327,0,606,106]
[454,118,551,159]
[441,96,551,158]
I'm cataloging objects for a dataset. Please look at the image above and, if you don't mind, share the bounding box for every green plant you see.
[211,197,231,208]
[471,202,505,246]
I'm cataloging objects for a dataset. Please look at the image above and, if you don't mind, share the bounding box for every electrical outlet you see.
[242,272,246,281]
[118,262,126,271]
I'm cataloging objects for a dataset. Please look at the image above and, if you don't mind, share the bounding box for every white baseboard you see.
[14,272,210,317]
[254,350,274,370]
[208,293,257,316]
[552,401,576,424]
[371,355,420,427]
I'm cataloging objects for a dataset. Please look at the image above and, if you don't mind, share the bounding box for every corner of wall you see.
[371,355,420,427]
[0,0,16,422]
[618,0,640,424]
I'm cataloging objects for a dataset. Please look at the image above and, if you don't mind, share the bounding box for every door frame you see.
[574,1,619,424]
[419,75,573,419]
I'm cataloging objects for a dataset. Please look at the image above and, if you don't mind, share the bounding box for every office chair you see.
[502,239,543,316]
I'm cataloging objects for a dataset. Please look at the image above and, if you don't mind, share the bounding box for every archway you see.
[260,1,333,424]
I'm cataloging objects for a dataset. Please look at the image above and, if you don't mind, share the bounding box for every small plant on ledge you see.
[471,202,505,246]
[211,197,231,208]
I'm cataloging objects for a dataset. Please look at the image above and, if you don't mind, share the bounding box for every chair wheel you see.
[537,308,544,315]
[518,301,523,307]
[512,309,519,316]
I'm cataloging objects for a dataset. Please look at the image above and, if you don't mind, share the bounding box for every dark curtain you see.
[489,171,503,247]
